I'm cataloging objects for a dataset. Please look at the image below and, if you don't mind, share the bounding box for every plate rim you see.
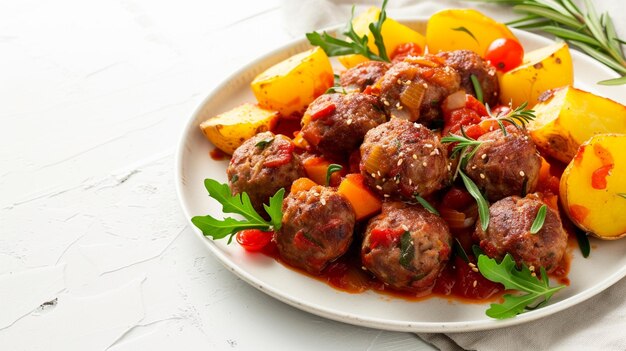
[174,18,626,333]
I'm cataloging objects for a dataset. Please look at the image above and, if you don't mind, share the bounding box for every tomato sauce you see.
[209,148,229,161]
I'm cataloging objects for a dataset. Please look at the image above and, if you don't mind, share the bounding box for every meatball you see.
[301,93,386,158]
[362,202,452,294]
[275,186,355,274]
[360,118,449,199]
[465,127,541,202]
[474,195,567,273]
[227,131,304,214]
[377,55,461,125]
[437,50,500,107]
[340,61,391,92]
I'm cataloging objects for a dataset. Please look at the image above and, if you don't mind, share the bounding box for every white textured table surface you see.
[1,1,433,350]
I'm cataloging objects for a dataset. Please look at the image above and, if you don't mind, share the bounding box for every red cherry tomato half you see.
[236,229,273,251]
[484,38,524,73]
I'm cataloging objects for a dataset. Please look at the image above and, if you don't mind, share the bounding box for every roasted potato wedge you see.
[337,7,426,68]
[251,47,334,117]
[426,9,518,55]
[560,134,626,239]
[529,86,626,163]
[199,103,278,154]
[499,42,573,108]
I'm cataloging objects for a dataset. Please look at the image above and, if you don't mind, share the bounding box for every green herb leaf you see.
[191,179,283,242]
[454,238,470,263]
[598,76,626,86]
[486,101,536,133]
[477,254,565,319]
[470,74,483,103]
[414,194,440,216]
[459,170,490,231]
[530,204,548,234]
[325,86,348,94]
[618,193,626,199]
[326,164,343,186]
[264,188,285,231]
[368,0,390,62]
[399,231,415,270]
[473,0,626,85]
[574,227,591,258]
[452,26,479,44]
[441,129,484,177]
[472,244,485,259]
[255,137,274,149]
[305,2,390,62]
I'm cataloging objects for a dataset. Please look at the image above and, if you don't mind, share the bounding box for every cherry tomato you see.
[236,229,273,251]
[441,187,474,211]
[484,38,524,73]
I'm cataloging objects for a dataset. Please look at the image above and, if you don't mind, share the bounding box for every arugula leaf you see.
[264,188,285,231]
[399,231,415,269]
[477,254,565,319]
[305,1,390,62]
[204,179,266,223]
[191,179,284,242]
[191,216,263,244]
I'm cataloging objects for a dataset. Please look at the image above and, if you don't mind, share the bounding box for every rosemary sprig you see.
[470,0,626,85]
[306,0,390,62]
[486,102,536,136]
[441,127,484,179]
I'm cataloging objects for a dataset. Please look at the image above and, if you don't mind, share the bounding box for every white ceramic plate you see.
[175,19,626,332]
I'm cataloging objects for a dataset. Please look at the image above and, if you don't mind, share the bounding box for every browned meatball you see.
[276,186,355,274]
[362,202,452,294]
[377,55,461,125]
[465,127,541,202]
[474,195,567,273]
[227,131,304,214]
[437,50,500,107]
[301,93,386,158]
[340,61,391,92]
[360,118,449,199]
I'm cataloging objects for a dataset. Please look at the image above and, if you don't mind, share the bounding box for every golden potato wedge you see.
[199,103,278,155]
[499,42,573,108]
[529,86,626,163]
[426,9,518,55]
[560,134,626,239]
[251,47,334,117]
[337,6,426,68]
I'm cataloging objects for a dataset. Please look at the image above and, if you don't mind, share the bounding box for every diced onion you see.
[400,82,426,111]
[364,145,383,176]
[440,207,476,229]
[443,90,467,112]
